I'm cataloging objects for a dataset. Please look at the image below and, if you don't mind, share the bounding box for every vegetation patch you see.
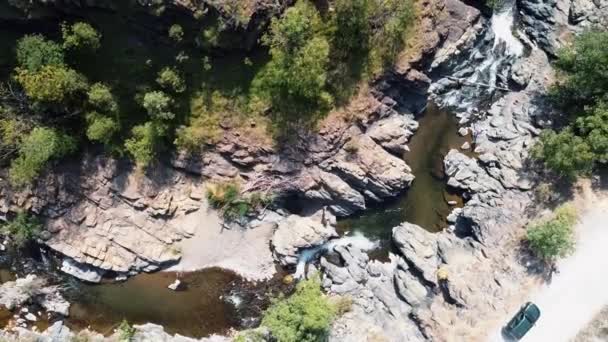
[1,212,42,248]
[526,204,577,262]
[206,181,273,221]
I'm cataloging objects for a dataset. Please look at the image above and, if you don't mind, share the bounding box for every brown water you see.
[337,103,475,256]
[64,268,291,338]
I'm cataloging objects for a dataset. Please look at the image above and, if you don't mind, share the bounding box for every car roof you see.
[523,302,541,322]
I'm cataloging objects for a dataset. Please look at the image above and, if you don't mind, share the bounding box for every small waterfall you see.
[293,232,379,279]
[432,0,525,113]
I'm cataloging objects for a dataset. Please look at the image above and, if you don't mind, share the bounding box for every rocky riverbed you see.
[0,0,607,340]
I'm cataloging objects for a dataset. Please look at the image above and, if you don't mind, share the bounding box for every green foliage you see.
[15,65,88,103]
[575,103,608,163]
[1,212,42,248]
[124,121,164,168]
[9,127,76,186]
[85,111,119,145]
[333,0,370,53]
[62,22,102,51]
[532,128,595,178]
[526,204,577,261]
[156,67,186,93]
[551,30,608,111]
[87,83,118,113]
[142,91,174,120]
[15,34,65,72]
[331,295,354,316]
[261,277,335,342]
[0,118,28,148]
[206,182,271,221]
[252,1,332,128]
[168,24,184,42]
[117,319,136,342]
[367,0,414,69]
[234,328,268,342]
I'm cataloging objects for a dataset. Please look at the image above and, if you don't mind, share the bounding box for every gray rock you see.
[393,223,440,286]
[271,208,338,266]
[61,258,104,283]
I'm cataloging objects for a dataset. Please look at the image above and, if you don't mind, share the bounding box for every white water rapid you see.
[434,0,525,111]
[293,232,380,279]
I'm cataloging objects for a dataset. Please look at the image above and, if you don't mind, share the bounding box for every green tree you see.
[87,83,118,113]
[85,111,119,145]
[15,65,88,103]
[9,127,76,186]
[15,34,65,72]
[168,24,184,42]
[527,204,577,261]
[1,212,42,248]
[551,30,608,111]
[156,67,186,93]
[252,1,331,125]
[124,121,164,168]
[62,22,102,51]
[333,0,370,53]
[142,91,174,120]
[261,277,335,342]
[532,128,595,178]
[575,103,608,163]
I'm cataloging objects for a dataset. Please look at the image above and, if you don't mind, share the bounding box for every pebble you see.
[458,127,469,136]
[25,313,37,322]
[460,142,471,150]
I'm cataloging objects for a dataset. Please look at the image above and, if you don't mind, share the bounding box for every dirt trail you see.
[488,185,608,341]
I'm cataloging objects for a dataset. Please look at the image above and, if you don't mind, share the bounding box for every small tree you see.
[526,204,577,262]
[62,22,102,51]
[1,212,42,248]
[15,65,88,103]
[142,91,174,120]
[124,121,165,168]
[9,127,76,186]
[87,83,118,113]
[168,24,184,42]
[156,67,186,93]
[261,277,335,342]
[531,128,595,178]
[15,34,65,72]
[86,112,119,145]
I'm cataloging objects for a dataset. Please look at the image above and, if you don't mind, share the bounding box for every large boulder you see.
[271,209,338,266]
[0,275,70,316]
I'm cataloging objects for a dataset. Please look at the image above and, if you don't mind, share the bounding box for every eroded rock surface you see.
[0,275,70,316]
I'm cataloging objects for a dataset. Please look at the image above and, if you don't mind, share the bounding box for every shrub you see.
[9,127,76,186]
[15,65,88,103]
[261,277,335,342]
[526,204,577,261]
[531,128,595,178]
[332,295,354,316]
[251,0,332,126]
[206,182,240,208]
[124,121,165,168]
[156,67,186,93]
[142,91,174,120]
[0,118,28,148]
[117,319,136,342]
[85,112,119,145]
[1,212,42,248]
[15,34,65,72]
[62,22,102,51]
[168,24,184,42]
[87,83,118,113]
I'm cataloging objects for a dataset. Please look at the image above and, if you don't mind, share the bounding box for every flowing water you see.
[434,0,526,112]
[335,103,475,257]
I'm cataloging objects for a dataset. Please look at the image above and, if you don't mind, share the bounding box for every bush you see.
[124,121,165,168]
[168,24,184,42]
[526,204,577,261]
[332,295,354,316]
[142,91,174,120]
[1,212,42,248]
[87,83,118,113]
[531,128,595,178]
[251,0,332,126]
[206,182,240,208]
[156,67,186,93]
[261,277,335,342]
[86,112,119,145]
[9,127,76,186]
[15,65,88,103]
[16,34,65,72]
[62,22,102,51]
[117,319,136,342]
